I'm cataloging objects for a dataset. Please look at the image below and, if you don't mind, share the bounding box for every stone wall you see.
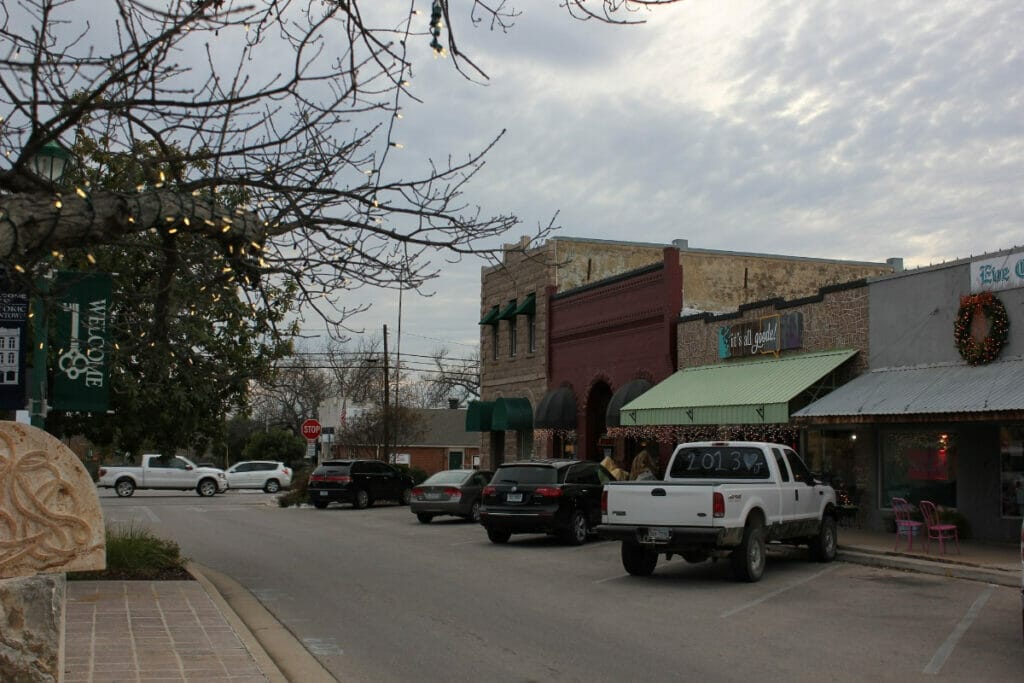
[0,422,106,683]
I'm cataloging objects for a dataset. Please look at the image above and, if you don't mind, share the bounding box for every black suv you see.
[479,459,613,545]
[307,459,415,509]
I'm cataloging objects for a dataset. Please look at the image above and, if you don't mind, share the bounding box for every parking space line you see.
[593,574,626,584]
[719,564,838,618]
[922,584,994,675]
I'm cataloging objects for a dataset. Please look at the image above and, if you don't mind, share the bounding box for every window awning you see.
[620,349,858,426]
[492,397,533,431]
[534,386,577,430]
[497,300,518,321]
[606,379,652,427]
[465,401,494,432]
[793,357,1024,423]
[513,293,536,316]
[478,306,500,326]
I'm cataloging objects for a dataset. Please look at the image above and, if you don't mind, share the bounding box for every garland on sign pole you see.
[953,292,1009,366]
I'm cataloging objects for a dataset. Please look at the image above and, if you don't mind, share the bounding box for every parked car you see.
[225,461,292,493]
[307,459,415,509]
[97,454,228,497]
[410,469,493,523]
[479,459,613,545]
[1020,517,1023,644]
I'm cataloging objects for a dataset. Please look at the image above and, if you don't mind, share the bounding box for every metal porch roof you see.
[793,356,1024,418]
[620,349,857,426]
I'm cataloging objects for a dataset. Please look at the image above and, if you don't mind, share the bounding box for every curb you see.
[187,561,337,683]
[837,548,1019,588]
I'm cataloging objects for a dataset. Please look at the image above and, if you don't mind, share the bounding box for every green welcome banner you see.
[53,271,112,412]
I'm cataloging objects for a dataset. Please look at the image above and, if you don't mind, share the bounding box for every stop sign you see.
[301,418,322,440]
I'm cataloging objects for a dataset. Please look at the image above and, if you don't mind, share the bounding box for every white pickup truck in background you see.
[597,441,837,582]
[97,453,229,497]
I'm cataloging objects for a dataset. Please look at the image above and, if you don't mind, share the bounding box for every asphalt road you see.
[98,490,1024,682]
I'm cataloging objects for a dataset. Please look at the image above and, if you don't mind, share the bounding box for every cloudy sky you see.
[301,1,1024,363]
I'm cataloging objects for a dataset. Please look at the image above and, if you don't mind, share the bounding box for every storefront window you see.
[999,426,1024,518]
[881,430,957,508]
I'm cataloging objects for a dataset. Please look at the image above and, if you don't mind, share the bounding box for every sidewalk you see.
[63,529,1020,682]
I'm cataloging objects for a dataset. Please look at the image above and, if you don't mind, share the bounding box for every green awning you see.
[620,349,858,426]
[478,306,500,326]
[513,293,536,316]
[497,300,518,321]
[465,401,494,431]
[492,397,533,431]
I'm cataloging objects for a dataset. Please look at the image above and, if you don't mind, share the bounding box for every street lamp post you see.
[26,139,73,429]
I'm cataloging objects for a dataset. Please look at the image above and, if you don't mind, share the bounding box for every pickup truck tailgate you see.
[604,482,715,527]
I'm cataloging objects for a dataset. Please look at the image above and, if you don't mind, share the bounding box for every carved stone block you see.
[0,421,105,579]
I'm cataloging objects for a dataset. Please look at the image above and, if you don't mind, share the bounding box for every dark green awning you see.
[492,397,533,431]
[513,293,536,316]
[534,386,576,430]
[465,401,494,431]
[497,300,518,321]
[606,379,652,428]
[478,306,500,326]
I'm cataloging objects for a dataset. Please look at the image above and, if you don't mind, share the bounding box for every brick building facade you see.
[472,235,896,471]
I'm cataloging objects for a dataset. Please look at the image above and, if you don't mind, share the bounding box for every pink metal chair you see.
[918,500,960,555]
[891,497,924,551]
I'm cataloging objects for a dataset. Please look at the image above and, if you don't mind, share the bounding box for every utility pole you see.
[382,324,389,462]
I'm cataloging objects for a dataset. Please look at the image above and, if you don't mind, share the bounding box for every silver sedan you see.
[410,469,493,523]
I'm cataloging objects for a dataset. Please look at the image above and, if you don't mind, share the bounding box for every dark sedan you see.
[307,459,414,509]
[479,459,613,545]
[410,469,493,523]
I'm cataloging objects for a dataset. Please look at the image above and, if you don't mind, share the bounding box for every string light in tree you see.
[429,1,446,56]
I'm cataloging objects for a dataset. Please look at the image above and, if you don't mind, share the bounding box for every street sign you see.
[301,418,322,441]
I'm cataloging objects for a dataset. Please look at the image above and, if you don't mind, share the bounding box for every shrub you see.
[393,463,427,485]
[68,523,190,580]
[278,464,313,507]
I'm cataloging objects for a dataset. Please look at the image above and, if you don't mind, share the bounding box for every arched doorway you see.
[584,381,612,461]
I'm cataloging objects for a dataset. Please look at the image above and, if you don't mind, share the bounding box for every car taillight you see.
[483,485,496,496]
[534,487,562,498]
[601,489,608,515]
[443,487,462,500]
[309,474,351,483]
[713,491,725,518]
[282,468,290,476]
[99,467,107,477]
[412,487,424,496]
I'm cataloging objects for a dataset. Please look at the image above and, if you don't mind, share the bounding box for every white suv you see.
[225,461,292,493]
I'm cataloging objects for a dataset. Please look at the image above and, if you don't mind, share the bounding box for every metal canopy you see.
[620,349,858,426]
[793,357,1024,420]
[534,386,577,430]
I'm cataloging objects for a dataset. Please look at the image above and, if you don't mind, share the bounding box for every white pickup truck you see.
[597,441,837,582]
[98,454,229,497]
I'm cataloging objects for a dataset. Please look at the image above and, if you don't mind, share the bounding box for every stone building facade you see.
[472,235,897,470]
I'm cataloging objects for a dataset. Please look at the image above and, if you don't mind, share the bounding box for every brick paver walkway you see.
[65,580,269,683]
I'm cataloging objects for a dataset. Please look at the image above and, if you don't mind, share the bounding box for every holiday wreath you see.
[953,292,1009,365]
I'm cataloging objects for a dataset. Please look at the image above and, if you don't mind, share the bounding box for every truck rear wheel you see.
[621,542,658,576]
[810,515,838,562]
[731,519,766,582]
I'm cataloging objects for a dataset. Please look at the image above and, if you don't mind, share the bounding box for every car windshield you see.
[492,465,557,485]
[422,471,470,485]
[315,462,352,475]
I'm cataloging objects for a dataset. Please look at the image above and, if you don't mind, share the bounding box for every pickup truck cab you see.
[98,454,229,497]
[597,441,837,582]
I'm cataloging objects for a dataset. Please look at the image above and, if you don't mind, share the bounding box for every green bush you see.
[68,523,190,580]
[278,464,313,507]
[393,463,428,485]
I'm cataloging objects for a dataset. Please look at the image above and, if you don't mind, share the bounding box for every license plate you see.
[320,491,328,496]
[644,527,671,542]
[506,493,523,503]
[425,493,444,500]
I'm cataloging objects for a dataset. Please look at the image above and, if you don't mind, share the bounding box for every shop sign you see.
[970,250,1024,293]
[718,311,803,359]
[0,291,29,410]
